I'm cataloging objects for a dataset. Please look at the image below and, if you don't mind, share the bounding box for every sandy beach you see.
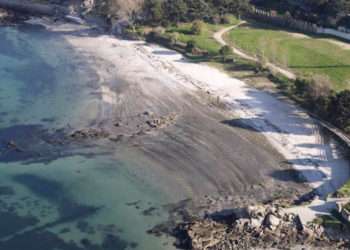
[38,21,349,213]
[134,40,350,197]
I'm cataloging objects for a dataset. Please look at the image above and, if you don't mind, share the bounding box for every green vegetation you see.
[344,202,350,212]
[251,0,350,28]
[312,214,343,229]
[164,17,238,55]
[143,0,249,25]
[135,0,350,135]
[191,20,204,35]
[219,45,233,62]
[227,25,350,91]
[337,181,350,197]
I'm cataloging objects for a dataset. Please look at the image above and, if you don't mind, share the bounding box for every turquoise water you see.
[0,25,176,250]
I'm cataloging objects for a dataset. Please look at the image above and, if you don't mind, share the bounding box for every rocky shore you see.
[171,201,350,250]
[2,4,350,249]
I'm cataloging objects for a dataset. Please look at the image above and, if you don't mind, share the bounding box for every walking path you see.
[285,197,350,224]
[213,21,296,80]
[213,22,350,223]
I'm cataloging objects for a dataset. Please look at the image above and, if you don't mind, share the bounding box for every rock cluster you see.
[112,111,177,137]
[179,204,339,250]
[145,113,177,129]
[70,128,110,140]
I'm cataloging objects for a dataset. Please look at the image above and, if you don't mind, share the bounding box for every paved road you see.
[213,21,296,80]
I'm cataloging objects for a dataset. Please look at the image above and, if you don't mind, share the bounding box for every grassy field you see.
[337,181,350,197]
[164,16,238,55]
[226,24,350,91]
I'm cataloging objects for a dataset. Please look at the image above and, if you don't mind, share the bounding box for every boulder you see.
[234,218,250,232]
[247,205,266,218]
[293,215,304,232]
[250,217,263,229]
[264,213,280,230]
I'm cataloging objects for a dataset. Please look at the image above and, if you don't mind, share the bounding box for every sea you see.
[0,24,177,250]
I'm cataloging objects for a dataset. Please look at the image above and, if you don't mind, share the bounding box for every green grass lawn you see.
[165,16,238,55]
[226,25,350,91]
[337,181,350,197]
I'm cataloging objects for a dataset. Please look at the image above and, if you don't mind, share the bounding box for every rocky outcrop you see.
[70,128,110,140]
[176,203,348,250]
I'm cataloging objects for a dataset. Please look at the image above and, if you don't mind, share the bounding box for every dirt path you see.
[213,21,296,80]
[213,22,350,224]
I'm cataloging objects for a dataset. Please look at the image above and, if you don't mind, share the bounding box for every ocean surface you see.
[0,25,176,250]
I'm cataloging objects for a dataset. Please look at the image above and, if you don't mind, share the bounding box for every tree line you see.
[142,0,249,25]
[291,76,350,133]
[252,0,350,27]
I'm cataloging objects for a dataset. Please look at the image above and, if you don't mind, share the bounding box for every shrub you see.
[186,40,196,53]
[168,32,179,45]
[220,14,232,24]
[308,75,333,101]
[329,90,350,132]
[191,20,204,35]
[219,45,233,62]
[210,15,221,24]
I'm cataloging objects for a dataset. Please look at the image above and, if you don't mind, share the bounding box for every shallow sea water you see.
[0,25,176,250]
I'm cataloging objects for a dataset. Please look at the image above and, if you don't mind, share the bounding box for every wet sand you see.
[52,23,310,204]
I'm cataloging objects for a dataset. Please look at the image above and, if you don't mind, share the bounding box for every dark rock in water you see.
[0,186,15,196]
[59,228,71,234]
[12,174,101,225]
[0,228,135,250]
[101,234,129,250]
[129,242,138,248]
[6,140,15,148]
[0,230,83,250]
[142,206,158,216]
[80,238,91,247]
[76,220,90,233]
[0,211,39,238]
[0,124,110,164]
[41,117,56,123]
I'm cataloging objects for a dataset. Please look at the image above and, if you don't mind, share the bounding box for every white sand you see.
[134,42,349,197]
[64,31,349,197]
[133,42,350,223]
[57,24,349,221]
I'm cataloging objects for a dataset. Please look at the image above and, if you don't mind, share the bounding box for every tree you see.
[191,20,204,35]
[186,40,196,53]
[329,90,350,132]
[164,0,188,24]
[144,0,163,24]
[219,45,233,62]
[308,75,332,101]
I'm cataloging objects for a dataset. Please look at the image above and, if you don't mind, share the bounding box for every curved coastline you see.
[0,18,349,249]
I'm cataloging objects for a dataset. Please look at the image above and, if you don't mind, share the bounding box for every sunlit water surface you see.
[0,25,176,250]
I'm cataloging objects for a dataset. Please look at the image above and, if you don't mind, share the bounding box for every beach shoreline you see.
[31,19,350,219]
